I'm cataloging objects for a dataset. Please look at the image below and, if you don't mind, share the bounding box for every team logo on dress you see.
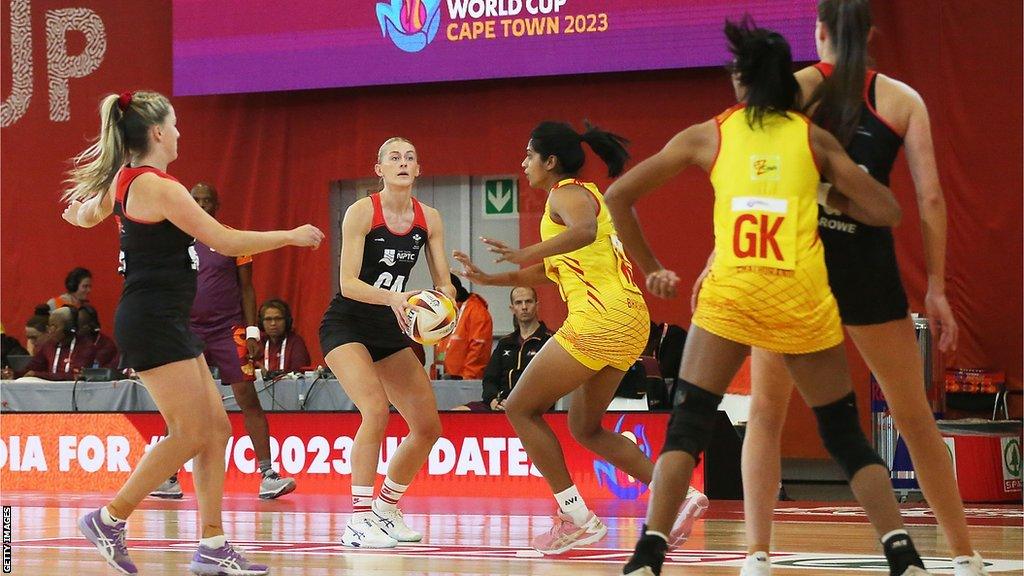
[376,0,443,53]
[750,154,781,181]
[381,249,417,266]
[413,233,423,248]
[594,415,651,499]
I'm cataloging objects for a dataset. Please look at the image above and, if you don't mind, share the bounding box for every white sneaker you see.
[954,553,989,576]
[740,551,770,576]
[669,487,709,547]
[340,515,398,548]
[372,503,422,542]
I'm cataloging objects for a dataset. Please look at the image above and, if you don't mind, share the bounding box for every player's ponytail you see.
[529,120,630,178]
[64,90,172,202]
[725,16,800,129]
[804,0,872,145]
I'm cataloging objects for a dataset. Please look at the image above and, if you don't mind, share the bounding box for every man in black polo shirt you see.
[457,286,551,412]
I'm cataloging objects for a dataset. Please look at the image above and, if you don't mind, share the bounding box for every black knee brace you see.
[813,392,886,479]
[661,380,723,462]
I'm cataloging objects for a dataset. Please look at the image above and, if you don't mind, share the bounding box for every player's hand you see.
[925,289,959,353]
[481,237,527,265]
[435,283,457,303]
[453,250,494,285]
[645,269,680,300]
[1,367,14,380]
[62,201,83,226]
[245,338,260,361]
[289,225,324,249]
[389,290,416,333]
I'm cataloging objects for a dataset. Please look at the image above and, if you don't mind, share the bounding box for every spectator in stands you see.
[1,323,29,376]
[457,286,552,411]
[258,298,310,376]
[23,305,50,355]
[77,304,119,369]
[19,306,97,380]
[48,267,92,310]
[437,273,493,379]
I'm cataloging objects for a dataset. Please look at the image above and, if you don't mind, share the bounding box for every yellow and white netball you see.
[404,289,458,345]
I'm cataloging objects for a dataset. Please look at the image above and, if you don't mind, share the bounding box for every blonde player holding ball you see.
[319,137,456,548]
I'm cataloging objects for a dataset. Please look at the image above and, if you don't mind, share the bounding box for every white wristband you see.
[245,326,261,341]
[816,182,832,207]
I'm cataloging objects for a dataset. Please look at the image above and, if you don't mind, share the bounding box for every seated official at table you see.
[77,304,119,369]
[258,298,311,376]
[455,286,552,412]
[15,306,97,380]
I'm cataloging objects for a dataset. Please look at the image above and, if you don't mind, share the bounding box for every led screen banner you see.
[0,412,701,500]
[172,0,817,96]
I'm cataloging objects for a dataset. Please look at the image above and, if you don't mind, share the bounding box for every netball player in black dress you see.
[61,90,323,575]
[320,137,455,548]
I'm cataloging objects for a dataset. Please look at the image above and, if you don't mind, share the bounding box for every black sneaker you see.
[623,527,668,576]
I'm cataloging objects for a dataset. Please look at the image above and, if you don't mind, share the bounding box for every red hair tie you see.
[117,91,134,112]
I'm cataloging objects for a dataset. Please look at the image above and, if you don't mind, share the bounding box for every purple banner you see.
[173,0,818,96]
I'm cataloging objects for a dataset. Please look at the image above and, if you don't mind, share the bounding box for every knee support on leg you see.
[813,392,885,479]
[661,380,723,462]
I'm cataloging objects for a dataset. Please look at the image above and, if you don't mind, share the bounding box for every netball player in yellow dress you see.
[606,19,933,576]
[454,121,707,555]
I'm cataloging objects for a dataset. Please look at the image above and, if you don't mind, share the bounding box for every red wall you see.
[3,1,1021,458]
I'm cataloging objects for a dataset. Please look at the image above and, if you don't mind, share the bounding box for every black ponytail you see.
[530,120,630,178]
[725,16,800,128]
[805,0,872,145]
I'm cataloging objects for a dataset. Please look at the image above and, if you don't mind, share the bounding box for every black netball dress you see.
[112,165,204,371]
[814,62,910,325]
[320,193,429,362]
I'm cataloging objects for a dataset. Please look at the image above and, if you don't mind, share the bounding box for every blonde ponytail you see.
[63,90,172,202]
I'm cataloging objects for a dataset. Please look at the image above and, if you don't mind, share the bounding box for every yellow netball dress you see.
[541,179,650,371]
[692,104,843,354]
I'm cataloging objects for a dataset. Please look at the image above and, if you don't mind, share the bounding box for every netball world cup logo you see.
[376,0,443,52]
[594,415,652,499]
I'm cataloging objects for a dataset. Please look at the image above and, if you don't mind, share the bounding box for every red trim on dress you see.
[370,192,427,236]
[813,62,903,138]
[551,179,600,217]
[709,104,741,175]
[863,71,903,137]
[115,166,178,224]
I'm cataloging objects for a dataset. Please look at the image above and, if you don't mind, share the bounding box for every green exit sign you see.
[483,178,517,218]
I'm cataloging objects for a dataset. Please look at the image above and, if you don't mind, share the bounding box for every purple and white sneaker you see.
[77,508,137,575]
[189,541,269,575]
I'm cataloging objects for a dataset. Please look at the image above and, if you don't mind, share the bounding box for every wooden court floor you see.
[4,493,1022,575]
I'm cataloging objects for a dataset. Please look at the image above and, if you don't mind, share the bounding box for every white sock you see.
[880,528,909,544]
[374,476,409,513]
[100,506,124,526]
[200,534,226,549]
[554,485,590,526]
[352,485,375,520]
[953,553,977,564]
[747,551,769,562]
[644,529,669,543]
